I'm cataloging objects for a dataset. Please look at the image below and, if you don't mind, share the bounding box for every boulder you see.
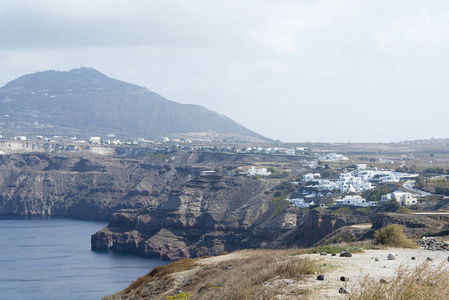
[340,251,352,258]
[387,254,396,260]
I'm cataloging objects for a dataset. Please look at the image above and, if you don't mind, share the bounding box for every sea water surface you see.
[0,217,167,300]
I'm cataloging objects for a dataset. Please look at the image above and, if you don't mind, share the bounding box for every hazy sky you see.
[1,0,449,142]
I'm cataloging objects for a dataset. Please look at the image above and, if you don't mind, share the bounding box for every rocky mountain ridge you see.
[0,67,268,141]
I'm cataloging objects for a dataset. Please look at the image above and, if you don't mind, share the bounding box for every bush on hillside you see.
[378,200,400,212]
[396,207,411,214]
[374,224,417,248]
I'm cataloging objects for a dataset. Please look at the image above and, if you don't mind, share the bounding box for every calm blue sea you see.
[0,217,167,300]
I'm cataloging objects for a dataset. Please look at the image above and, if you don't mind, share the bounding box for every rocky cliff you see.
[0,150,194,219]
[0,148,372,259]
[91,179,369,260]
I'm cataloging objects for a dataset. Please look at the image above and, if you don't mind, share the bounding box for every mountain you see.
[0,67,268,141]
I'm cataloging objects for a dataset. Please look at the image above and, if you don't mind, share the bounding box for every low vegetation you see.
[120,249,323,299]
[374,224,418,248]
[188,251,319,300]
[348,263,449,300]
[123,258,201,294]
[306,245,364,254]
[361,185,394,202]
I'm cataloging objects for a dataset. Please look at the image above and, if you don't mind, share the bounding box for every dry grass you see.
[184,250,319,300]
[374,224,418,249]
[348,262,449,300]
[123,257,201,294]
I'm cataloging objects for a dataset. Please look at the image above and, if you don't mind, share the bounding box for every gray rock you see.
[339,287,348,294]
[331,253,337,256]
[340,251,352,257]
[380,278,388,284]
[387,254,396,260]
[426,257,433,261]
[320,252,327,256]
[375,258,379,261]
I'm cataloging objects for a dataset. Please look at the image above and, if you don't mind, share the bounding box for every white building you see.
[321,153,349,161]
[89,137,101,144]
[314,179,336,191]
[302,173,321,182]
[247,167,272,176]
[287,198,313,208]
[335,195,376,207]
[336,173,372,194]
[286,149,295,156]
[381,191,417,206]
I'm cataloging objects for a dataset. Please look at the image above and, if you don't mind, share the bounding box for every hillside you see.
[105,247,449,300]
[0,67,268,141]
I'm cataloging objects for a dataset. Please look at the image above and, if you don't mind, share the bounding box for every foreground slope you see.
[105,247,449,300]
[0,67,267,141]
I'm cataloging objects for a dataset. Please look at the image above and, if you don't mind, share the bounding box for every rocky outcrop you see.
[91,180,372,260]
[92,175,283,260]
[0,149,375,260]
[0,151,193,220]
[371,213,448,238]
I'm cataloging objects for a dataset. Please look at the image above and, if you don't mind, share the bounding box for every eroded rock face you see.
[92,175,283,260]
[91,176,372,260]
[0,151,192,220]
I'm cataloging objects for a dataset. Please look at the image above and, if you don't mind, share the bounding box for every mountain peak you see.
[2,67,144,93]
[0,68,269,142]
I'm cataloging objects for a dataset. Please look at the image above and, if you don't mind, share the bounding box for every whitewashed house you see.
[314,179,336,191]
[247,167,272,176]
[381,191,417,206]
[336,173,372,194]
[302,173,321,182]
[335,195,376,207]
[286,149,295,156]
[288,198,313,208]
[89,137,101,144]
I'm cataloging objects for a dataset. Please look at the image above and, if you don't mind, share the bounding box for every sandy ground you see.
[301,248,449,299]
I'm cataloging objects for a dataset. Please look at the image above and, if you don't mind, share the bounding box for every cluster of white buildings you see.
[357,169,417,183]
[302,168,418,194]
[303,172,373,194]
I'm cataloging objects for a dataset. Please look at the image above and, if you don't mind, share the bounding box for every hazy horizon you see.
[1,1,448,143]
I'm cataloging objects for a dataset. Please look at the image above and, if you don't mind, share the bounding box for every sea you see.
[0,217,167,300]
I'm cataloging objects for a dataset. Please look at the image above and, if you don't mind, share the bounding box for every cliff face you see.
[91,177,368,260]
[0,149,371,259]
[0,151,192,220]
[92,175,282,260]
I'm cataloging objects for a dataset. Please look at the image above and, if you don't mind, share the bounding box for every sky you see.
[1,0,449,143]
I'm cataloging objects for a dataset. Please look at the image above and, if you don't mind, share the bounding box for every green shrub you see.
[396,206,411,214]
[374,224,417,248]
[165,292,191,299]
